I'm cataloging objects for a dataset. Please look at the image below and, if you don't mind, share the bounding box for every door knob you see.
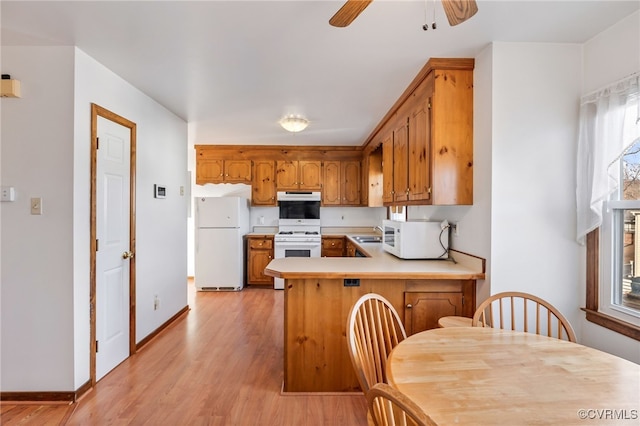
[122,251,134,259]
[406,304,413,309]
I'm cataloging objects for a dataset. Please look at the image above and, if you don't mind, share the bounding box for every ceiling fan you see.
[329,0,478,28]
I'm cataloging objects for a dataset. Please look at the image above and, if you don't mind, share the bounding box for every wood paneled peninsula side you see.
[264,239,485,393]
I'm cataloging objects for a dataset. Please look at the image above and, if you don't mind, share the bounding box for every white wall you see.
[578,11,640,362]
[1,46,189,392]
[407,44,494,303]
[73,49,188,386]
[490,42,584,339]
[1,46,76,391]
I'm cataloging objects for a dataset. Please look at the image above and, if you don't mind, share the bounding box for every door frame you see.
[90,103,137,386]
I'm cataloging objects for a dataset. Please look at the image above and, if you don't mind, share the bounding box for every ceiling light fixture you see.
[279,114,309,133]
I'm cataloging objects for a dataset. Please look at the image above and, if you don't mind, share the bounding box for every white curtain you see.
[576,73,640,244]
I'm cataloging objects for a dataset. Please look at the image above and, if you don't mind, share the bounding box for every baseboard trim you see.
[136,305,190,351]
[1,305,189,403]
[0,380,91,403]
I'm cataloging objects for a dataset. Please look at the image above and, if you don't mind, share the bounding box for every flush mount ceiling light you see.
[279,114,309,133]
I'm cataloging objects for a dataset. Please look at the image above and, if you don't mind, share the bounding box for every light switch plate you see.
[30,197,42,215]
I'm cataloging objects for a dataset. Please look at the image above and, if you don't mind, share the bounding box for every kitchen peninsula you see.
[265,238,485,393]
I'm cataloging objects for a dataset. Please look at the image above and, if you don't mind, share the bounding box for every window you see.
[581,76,640,340]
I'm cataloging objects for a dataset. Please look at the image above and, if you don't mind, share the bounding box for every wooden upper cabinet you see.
[341,161,361,205]
[408,75,432,202]
[225,160,252,183]
[430,67,474,205]
[322,160,361,206]
[393,118,409,203]
[195,152,251,185]
[196,158,224,184]
[299,161,322,190]
[382,132,394,204]
[252,160,276,206]
[276,160,322,190]
[370,58,474,206]
[322,161,341,205]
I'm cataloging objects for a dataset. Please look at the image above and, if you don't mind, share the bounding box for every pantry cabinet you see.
[251,160,276,206]
[322,160,361,206]
[276,160,322,191]
[246,236,274,286]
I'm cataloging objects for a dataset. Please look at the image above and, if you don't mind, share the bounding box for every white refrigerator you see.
[195,196,250,291]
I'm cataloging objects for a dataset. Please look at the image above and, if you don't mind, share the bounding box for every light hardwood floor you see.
[1,282,368,425]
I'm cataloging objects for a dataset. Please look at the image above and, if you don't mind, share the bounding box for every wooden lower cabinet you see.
[283,278,475,392]
[246,236,274,286]
[345,240,357,257]
[404,291,463,335]
[321,237,344,257]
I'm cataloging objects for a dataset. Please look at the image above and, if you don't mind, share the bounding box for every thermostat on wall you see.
[154,184,166,199]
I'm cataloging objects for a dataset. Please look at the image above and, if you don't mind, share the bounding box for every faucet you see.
[374,225,383,234]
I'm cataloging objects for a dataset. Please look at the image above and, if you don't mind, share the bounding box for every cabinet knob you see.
[406,304,413,309]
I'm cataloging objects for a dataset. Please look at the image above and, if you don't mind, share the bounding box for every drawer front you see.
[322,238,344,250]
[249,238,273,250]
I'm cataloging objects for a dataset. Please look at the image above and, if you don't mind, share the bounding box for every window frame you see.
[585,229,640,341]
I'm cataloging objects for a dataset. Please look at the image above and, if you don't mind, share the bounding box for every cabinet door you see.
[252,161,276,206]
[299,161,322,190]
[404,292,463,335]
[431,69,474,205]
[341,161,361,205]
[196,159,224,184]
[382,133,394,204]
[408,91,431,202]
[276,161,298,190]
[225,160,252,183]
[321,237,344,257]
[393,120,409,203]
[345,240,357,257]
[247,237,274,285]
[322,161,341,205]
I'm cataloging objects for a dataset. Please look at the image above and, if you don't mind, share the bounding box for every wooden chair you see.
[472,291,577,342]
[366,383,437,426]
[346,293,407,394]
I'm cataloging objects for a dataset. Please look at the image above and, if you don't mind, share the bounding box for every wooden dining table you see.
[386,327,640,425]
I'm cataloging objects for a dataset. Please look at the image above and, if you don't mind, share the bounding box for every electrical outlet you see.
[154,295,160,310]
[453,222,459,236]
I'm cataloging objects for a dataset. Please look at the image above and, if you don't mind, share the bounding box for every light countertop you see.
[265,236,485,280]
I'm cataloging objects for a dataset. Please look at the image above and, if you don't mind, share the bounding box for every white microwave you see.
[382,219,449,259]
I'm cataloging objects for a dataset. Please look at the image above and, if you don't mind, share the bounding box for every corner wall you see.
[0,45,189,393]
[578,11,640,362]
[1,46,76,391]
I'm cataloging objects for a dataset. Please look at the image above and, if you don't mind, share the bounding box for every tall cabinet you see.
[366,58,474,206]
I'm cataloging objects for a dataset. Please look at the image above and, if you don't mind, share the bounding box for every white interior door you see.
[96,116,131,380]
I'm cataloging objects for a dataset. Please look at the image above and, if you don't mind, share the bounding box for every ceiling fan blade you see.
[441,0,478,26]
[329,0,373,27]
